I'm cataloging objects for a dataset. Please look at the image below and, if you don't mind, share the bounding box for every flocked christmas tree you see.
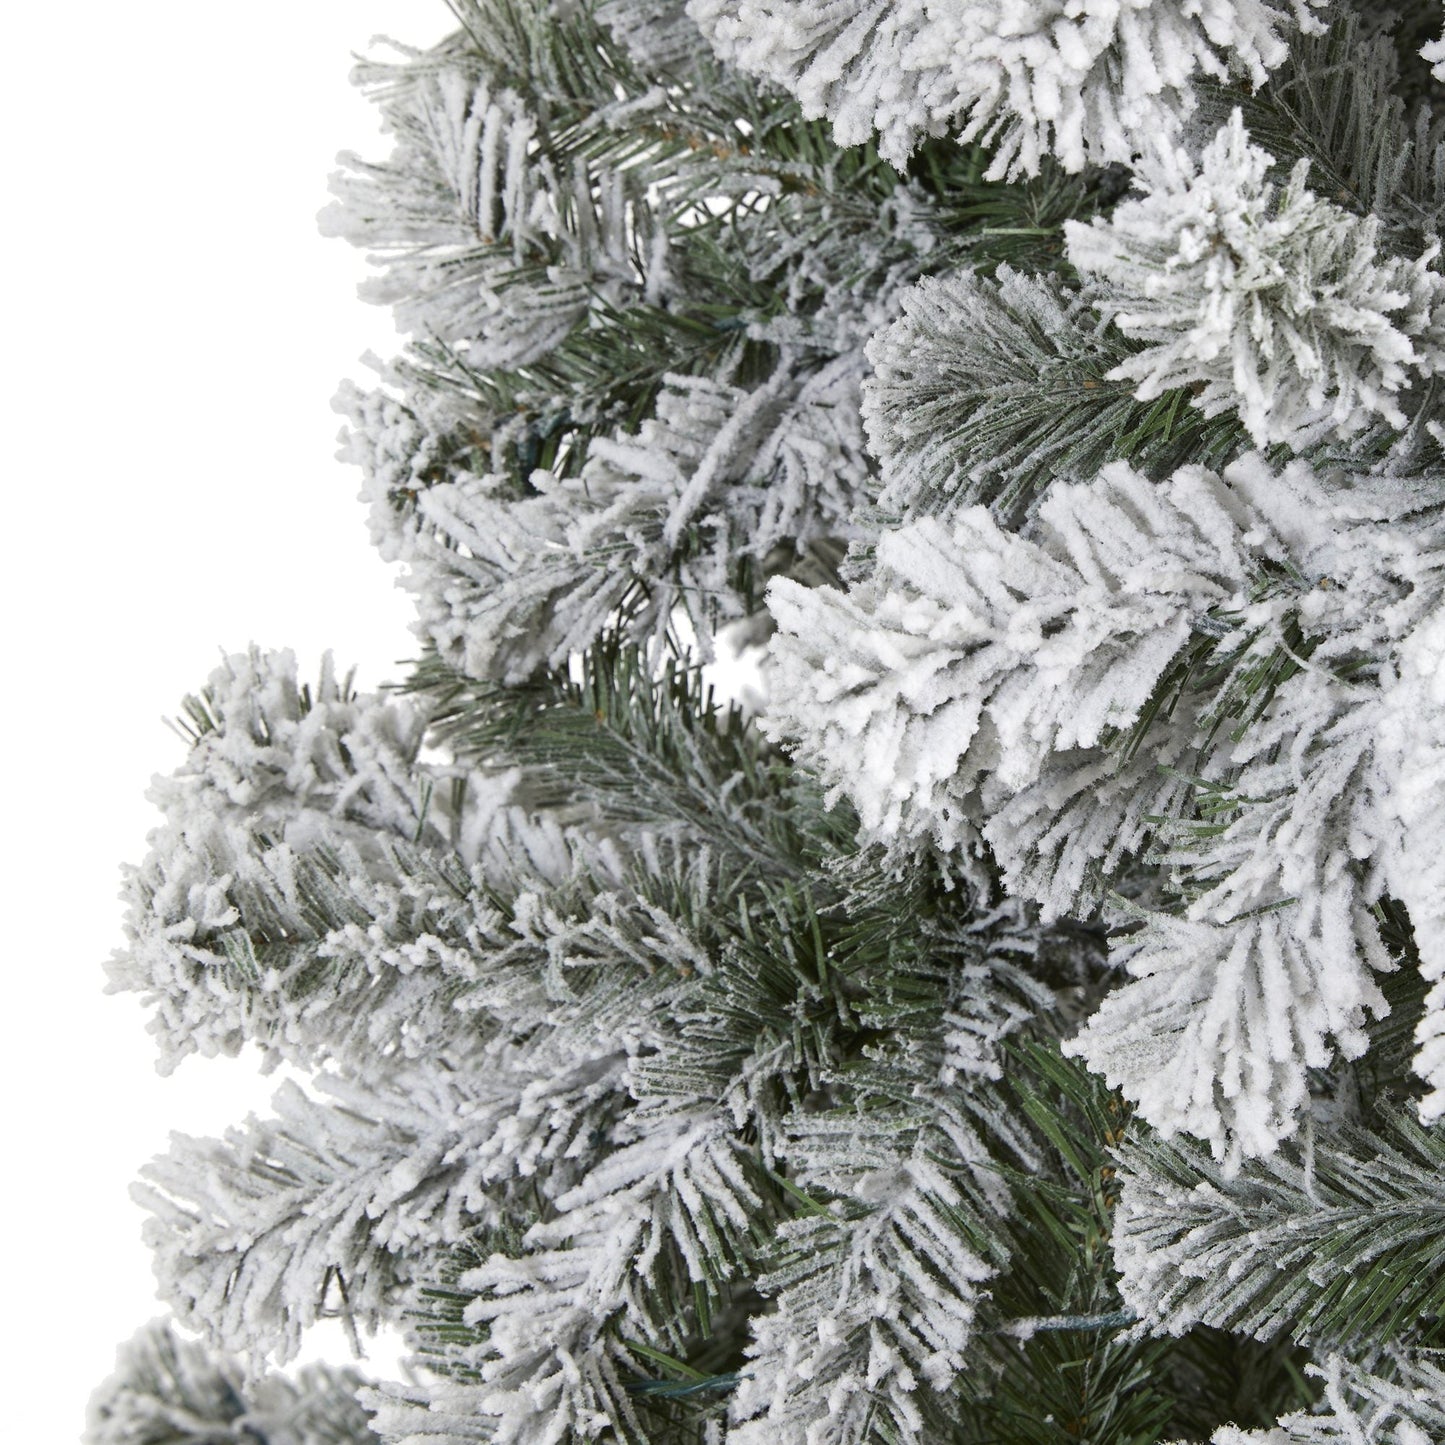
[87,1,1445,1441]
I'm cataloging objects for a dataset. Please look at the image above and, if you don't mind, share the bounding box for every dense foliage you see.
[90,2,1445,1442]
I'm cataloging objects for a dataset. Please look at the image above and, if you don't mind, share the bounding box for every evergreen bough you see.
[90,2,1445,1442]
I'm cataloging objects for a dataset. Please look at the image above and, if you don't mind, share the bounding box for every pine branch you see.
[952,1043,1313,1445]
[405,641,850,889]
[1113,1108,1445,1352]
[1214,1352,1445,1443]
[1067,110,1445,451]
[1195,12,1445,249]
[863,266,1252,526]
[85,1320,378,1445]
[689,0,1327,175]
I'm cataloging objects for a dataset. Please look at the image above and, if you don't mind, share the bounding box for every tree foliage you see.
[91,1,1445,1442]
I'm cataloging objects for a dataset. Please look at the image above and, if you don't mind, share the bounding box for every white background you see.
[5,4,452,1434]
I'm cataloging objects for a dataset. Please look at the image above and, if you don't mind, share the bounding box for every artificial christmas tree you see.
[88,1,1445,1441]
